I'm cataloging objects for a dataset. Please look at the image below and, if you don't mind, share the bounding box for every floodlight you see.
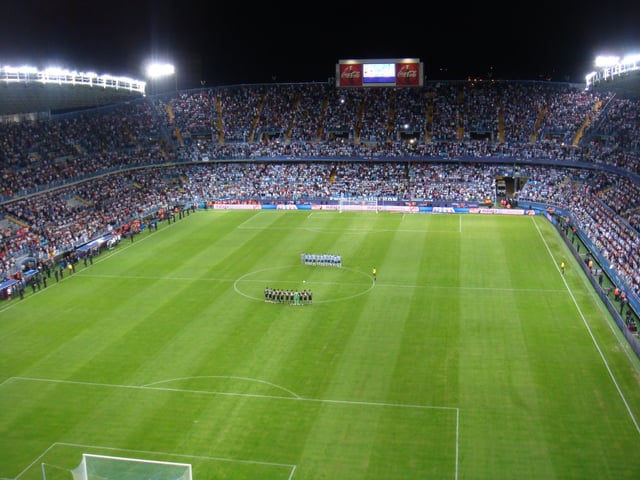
[146,63,175,78]
[622,53,640,64]
[44,67,67,75]
[2,65,38,74]
[595,55,620,68]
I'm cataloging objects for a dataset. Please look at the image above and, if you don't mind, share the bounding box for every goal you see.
[54,453,193,480]
[338,196,379,212]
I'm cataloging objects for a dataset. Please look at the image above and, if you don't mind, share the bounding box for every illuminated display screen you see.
[337,59,422,88]
[362,63,396,83]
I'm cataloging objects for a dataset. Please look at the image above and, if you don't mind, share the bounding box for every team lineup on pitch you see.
[233,260,375,304]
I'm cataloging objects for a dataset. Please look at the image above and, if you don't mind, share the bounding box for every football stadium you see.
[1,58,640,479]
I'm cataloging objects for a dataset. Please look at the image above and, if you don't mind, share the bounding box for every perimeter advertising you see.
[337,59,422,87]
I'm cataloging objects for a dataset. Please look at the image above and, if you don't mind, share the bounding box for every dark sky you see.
[1,0,639,89]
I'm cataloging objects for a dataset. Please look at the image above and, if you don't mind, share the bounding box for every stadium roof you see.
[0,82,145,116]
[0,67,146,116]
[588,70,640,98]
[585,56,640,98]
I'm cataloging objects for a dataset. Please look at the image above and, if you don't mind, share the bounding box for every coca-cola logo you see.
[397,65,417,84]
[397,69,417,78]
[341,65,361,86]
[341,66,360,79]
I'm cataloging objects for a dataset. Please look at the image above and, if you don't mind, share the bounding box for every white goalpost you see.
[338,196,379,213]
[49,453,193,480]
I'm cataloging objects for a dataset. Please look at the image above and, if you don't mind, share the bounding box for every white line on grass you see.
[6,376,456,411]
[532,217,640,435]
[76,273,239,281]
[0,212,186,314]
[239,224,447,234]
[371,283,567,293]
[6,377,459,479]
[236,211,265,229]
[14,441,296,480]
[74,272,566,294]
[587,292,640,370]
[57,441,298,468]
[87,212,184,264]
[455,407,460,480]
[233,265,375,303]
[565,246,640,370]
[10,442,58,480]
[143,375,302,398]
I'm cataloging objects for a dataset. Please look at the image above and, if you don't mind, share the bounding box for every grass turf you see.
[1,210,639,479]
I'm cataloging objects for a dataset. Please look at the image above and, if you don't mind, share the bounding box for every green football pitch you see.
[1,210,639,479]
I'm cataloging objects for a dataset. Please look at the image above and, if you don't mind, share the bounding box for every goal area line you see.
[21,442,297,480]
[5,377,460,480]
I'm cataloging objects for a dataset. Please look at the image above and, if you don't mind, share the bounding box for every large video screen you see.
[362,63,396,84]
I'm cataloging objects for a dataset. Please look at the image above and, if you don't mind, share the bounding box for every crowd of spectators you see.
[0,79,639,307]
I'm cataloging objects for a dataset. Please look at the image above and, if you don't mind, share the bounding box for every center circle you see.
[234,265,374,303]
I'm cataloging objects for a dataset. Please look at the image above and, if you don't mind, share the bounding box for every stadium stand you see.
[1,76,639,343]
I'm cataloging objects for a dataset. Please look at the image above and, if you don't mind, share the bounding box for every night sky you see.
[1,0,639,89]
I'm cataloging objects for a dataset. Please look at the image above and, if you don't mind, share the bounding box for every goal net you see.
[338,196,379,212]
[62,454,192,480]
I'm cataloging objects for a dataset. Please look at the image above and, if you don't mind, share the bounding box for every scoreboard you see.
[336,58,423,88]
